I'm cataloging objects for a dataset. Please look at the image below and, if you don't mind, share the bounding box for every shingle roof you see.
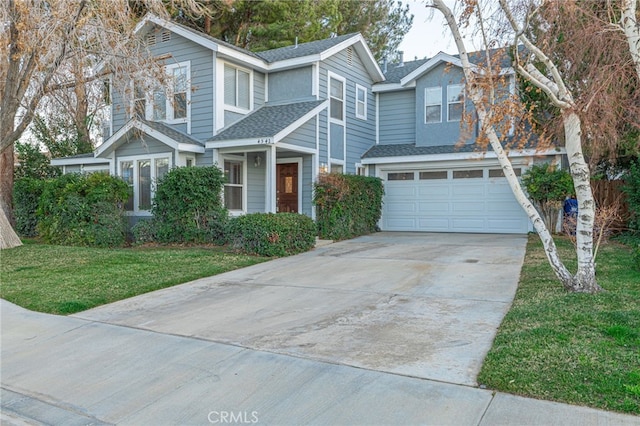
[379,59,428,84]
[362,143,483,158]
[255,33,359,63]
[139,119,204,146]
[208,100,326,142]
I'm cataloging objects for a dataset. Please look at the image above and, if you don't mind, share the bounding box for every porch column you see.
[265,145,277,213]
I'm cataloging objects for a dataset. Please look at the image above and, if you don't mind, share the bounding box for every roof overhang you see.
[361,147,565,165]
[96,119,205,157]
[50,156,109,166]
[206,100,328,150]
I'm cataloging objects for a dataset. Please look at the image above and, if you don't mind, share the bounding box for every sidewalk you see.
[2,300,638,426]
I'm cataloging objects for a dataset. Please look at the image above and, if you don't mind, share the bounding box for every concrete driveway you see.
[75,232,526,386]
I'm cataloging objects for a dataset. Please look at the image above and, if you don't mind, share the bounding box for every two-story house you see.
[52,14,562,234]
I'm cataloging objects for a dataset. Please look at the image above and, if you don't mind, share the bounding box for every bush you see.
[131,218,157,245]
[622,160,640,233]
[227,213,316,256]
[37,173,129,247]
[13,177,46,237]
[522,163,574,232]
[313,173,384,240]
[149,166,228,244]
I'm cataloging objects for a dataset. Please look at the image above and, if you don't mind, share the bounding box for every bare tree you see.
[0,0,202,249]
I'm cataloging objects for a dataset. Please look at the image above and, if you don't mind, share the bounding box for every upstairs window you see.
[132,61,190,123]
[355,84,367,120]
[224,64,250,110]
[329,75,345,122]
[447,84,464,122]
[425,87,442,123]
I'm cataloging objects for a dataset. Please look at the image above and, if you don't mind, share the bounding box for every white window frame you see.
[129,61,191,125]
[118,153,173,215]
[447,84,464,122]
[425,86,442,124]
[223,62,253,114]
[164,62,190,124]
[328,71,346,124]
[355,84,367,120]
[221,155,247,215]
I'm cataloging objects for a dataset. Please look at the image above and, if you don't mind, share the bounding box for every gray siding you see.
[115,136,173,157]
[111,29,215,140]
[320,47,376,173]
[280,118,316,150]
[415,63,474,147]
[254,71,266,108]
[247,159,266,213]
[268,67,314,103]
[379,90,416,145]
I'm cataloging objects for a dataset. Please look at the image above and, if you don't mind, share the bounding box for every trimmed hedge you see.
[227,213,316,256]
[37,173,129,247]
[313,173,384,240]
[134,166,228,244]
[13,177,46,237]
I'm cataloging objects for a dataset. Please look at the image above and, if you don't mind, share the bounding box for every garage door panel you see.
[381,167,530,234]
[417,218,450,231]
[419,201,449,213]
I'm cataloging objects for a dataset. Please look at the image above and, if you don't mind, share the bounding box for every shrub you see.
[522,163,574,232]
[150,166,228,244]
[13,177,46,237]
[227,213,316,256]
[313,173,384,240]
[37,173,129,247]
[131,218,157,245]
[622,160,640,233]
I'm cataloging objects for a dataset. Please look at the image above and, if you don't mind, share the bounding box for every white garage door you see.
[381,167,530,234]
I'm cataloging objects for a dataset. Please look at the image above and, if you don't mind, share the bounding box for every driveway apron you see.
[75,232,527,386]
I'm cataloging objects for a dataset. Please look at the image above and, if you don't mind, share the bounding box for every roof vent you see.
[382,56,388,73]
[146,33,156,46]
[347,47,353,66]
[161,31,171,43]
[398,51,404,67]
[294,36,298,48]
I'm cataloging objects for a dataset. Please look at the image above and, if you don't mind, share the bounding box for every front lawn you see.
[478,235,640,414]
[0,240,268,315]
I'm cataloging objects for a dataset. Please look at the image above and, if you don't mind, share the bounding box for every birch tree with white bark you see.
[427,0,637,292]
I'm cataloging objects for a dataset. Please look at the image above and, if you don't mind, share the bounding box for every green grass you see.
[478,235,640,414]
[0,240,268,315]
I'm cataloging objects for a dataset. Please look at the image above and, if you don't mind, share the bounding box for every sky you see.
[398,0,459,61]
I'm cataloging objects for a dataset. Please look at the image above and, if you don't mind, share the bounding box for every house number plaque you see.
[256,138,274,144]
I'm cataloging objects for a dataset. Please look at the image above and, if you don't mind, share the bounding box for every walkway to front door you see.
[277,163,298,213]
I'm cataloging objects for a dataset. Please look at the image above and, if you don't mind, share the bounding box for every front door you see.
[277,163,298,213]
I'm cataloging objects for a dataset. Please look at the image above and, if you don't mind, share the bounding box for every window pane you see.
[425,105,441,123]
[357,101,365,117]
[173,92,187,118]
[139,160,151,210]
[419,171,448,180]
[425,87,441,104]
[357,88,365,103]
[330,98,343,120]
[224,160,242,184]
[153,90,166,120]
[155,158,169,182]
[448,102,463,121]
[237,70,250,109]
[448,85,463,103]
[121,161,134,211]
[224,186,243,210]
[330,78,343,100]
[173,66,187,92]
[489,168,521,178]
[453,169,483,179]
[134,99,146,118]
[331,164,343,174]
[388,172,414,181]
[224,65,236,106]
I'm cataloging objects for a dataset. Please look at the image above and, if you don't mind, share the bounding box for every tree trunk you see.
[622,0,640,81]
[0,145,21,249]
[563,112,602,292]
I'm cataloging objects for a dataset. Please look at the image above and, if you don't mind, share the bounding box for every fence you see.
[591,180,629,232]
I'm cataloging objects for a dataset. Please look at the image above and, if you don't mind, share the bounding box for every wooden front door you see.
[277,163,298,213]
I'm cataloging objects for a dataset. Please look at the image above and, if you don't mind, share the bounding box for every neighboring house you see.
[51,14,562,234]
